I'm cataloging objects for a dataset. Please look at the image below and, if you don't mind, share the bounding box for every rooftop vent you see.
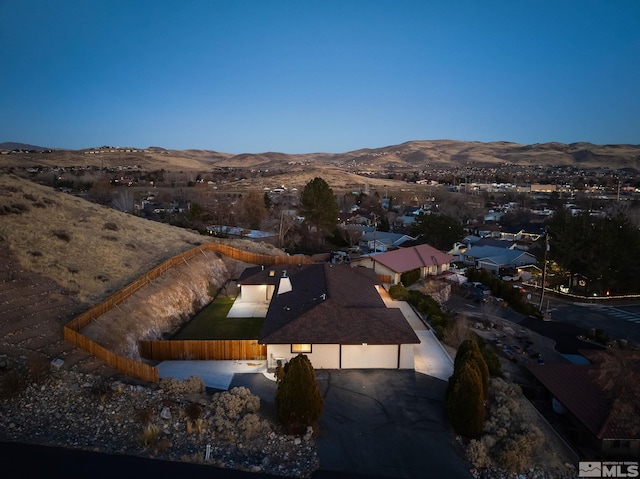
[278,270,292,295]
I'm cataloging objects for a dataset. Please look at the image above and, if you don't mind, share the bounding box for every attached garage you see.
[341,344,399,369]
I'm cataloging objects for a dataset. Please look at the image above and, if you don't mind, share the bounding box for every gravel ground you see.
[0,360,319,478]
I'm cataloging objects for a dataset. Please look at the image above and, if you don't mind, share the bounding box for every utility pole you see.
[539,232,550,315]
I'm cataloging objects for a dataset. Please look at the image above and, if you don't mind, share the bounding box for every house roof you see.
[527,350,640,440]
[464,245,536,265]
[360,231,415,247]
[473,237,514,249]
[238,266,281,285]
[372,243,454,274]
[257,264,420,345]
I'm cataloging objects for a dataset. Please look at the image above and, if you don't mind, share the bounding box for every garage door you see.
[341,345,399,369]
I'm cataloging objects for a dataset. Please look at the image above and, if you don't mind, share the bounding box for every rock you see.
[50,358,64,369]
[160,407,172,420]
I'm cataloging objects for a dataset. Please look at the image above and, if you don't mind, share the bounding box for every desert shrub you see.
[475,335,502,377]
[400,268,421,286]
[389,284,409,300]
[160,375,205,395]
[466,377,545,472]
[276,354,324,435]
[0,203,29,215]
[184,402,202,421]
[103,222,119,231]
[140,423,160,446]
[26,355,51,383]
[466,439,491,468]
[0,369,28,399]
[136,408,154,425]
[52,230,71,242]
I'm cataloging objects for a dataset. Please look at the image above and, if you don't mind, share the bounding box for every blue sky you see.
[1,1,639,153]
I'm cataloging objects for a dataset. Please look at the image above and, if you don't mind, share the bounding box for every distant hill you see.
[0,142,48,150]
[1,139,639,172]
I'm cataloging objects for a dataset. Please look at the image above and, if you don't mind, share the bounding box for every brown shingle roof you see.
[527,351,640,440]
[258,264,419,345]
[373,243,454,274]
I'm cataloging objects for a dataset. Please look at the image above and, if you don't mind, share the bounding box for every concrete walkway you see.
[381,291,454,381]
[156,360,269,390]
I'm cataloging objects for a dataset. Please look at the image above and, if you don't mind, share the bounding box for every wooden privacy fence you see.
[63,328,159,382]
[139,340,267,361]
[64,242,313,383]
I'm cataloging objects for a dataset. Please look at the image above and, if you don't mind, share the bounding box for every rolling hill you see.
[2,140,639,172]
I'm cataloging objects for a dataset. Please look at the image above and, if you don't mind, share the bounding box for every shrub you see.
[140,423,160,446]
[388,284,409,300]
[184,402,202,421]
[103,222,119,231]
[26,355,51,383]
[276,354,324,434]
[52,230,71,242]
[476,335,502,377]
[400,268,421,286]
[0,369,28,399]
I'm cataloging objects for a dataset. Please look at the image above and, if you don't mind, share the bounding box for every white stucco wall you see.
[240,284,274,303]
[267,344,340,369]
[399,344,415,369]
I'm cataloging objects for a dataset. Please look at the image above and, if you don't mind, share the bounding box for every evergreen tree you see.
[454,339,489,400]
[445,339,489,438]
[275,354,324,434]
[445,361,485,438]
[410,213,463,250]
[299,177,339,233]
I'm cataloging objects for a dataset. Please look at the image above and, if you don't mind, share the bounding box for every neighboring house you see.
[393,215,418,229]
[462,245,537,274]
[527,350,640,459]
[499,223,546,242]
[484,210,505,222]
[359,231,416,252]
[353,243,454,285]
[240,264,419,369]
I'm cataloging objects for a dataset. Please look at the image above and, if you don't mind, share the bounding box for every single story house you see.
[462,245,537,274]
[359,231,416,253]
[527,350,640,458]
[352,243,454,285]
[239,264,420,369]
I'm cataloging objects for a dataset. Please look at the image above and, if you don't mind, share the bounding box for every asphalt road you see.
[450,289,640,351]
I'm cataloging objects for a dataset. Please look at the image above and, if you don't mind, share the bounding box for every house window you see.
[291,344,312,353]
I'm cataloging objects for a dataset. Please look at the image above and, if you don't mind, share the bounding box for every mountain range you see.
[2,140,640,172]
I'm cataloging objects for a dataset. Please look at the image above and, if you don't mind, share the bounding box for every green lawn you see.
[173,296,264,340]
